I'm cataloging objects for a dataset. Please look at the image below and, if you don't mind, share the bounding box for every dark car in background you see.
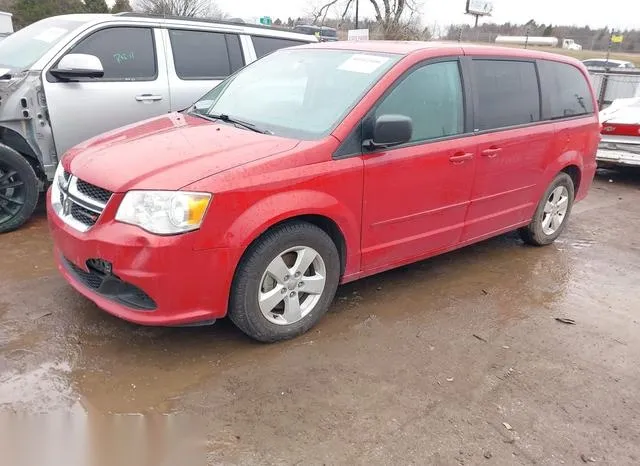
[294,24,338,41]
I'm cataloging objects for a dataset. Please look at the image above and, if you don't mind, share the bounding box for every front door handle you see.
[481,147,502,158]
[449,152,474,164]
[135,94,163,102]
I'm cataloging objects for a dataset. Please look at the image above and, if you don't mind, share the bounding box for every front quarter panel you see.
[186,142,364,278]
[184,142,363,275]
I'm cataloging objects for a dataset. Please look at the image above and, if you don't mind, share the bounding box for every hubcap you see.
[258,246,327,326]
[541,186,569,235]
[0,162,26,225]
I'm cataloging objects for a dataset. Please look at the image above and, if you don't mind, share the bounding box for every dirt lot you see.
[1,170,639,465]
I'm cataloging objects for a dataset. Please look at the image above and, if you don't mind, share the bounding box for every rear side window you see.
[473,60,540,131]
[375,61,464,143]
[69,27,156,80]
[539,60,594,119]
[252,36,307,58]
[169,30,244,79]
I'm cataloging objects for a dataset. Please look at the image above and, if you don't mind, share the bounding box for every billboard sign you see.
[466,0,494,16]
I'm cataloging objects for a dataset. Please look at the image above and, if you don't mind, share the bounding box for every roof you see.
[298,40,462,55]
[44,13,316,42]
[296,40,584,64]
[116,12,302,35]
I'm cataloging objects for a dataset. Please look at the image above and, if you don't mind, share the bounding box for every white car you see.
[597,92,640,167]
[583,58,636,70]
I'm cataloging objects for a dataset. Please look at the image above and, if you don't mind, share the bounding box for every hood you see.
[64,113,300,192]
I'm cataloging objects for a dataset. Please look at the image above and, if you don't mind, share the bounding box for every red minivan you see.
[47,42,600,342]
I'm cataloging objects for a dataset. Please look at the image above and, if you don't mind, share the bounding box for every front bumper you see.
[47,190,237,326]
[596,148,640,167]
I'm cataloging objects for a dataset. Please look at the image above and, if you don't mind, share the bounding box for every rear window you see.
[252,36,308,58]
[538,60,594,119]
[473,60,540,131]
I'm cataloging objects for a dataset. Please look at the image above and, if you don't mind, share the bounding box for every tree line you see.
[0,0,133,29]
[446,20,640,53]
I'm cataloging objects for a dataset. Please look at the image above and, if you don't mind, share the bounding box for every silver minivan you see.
[0,13,317,233]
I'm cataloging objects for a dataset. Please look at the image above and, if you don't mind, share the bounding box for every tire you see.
[519,172,575,246]
[0,145,39,234]
[229,221,341,343]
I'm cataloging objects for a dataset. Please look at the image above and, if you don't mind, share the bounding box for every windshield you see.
[0,17,87,70]
[190,49,400,139]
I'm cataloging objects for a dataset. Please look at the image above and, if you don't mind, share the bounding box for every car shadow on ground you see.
[595,166,640,187]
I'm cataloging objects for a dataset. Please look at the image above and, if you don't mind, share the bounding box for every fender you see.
[197,189,362,277]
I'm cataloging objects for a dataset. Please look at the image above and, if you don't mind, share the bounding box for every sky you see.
[211,0,640,30]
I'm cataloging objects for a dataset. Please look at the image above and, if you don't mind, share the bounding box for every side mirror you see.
[50,54,104,80]
[364,114,413,150]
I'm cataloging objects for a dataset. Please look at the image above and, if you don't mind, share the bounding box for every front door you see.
[43,26,170,157]
[361,60,476,272]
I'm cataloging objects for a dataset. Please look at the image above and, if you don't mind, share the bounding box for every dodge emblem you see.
[62,197,72,216]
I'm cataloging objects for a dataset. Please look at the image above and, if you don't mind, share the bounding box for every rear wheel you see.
[0,145,39,234]
[229,221,340,342]
[519,172,575,246]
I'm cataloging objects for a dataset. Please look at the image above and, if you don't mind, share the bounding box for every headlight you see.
[115,191,212,235]
[50,163,64,211]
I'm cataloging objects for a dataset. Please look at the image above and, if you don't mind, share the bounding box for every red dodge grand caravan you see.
[48,42,600,342]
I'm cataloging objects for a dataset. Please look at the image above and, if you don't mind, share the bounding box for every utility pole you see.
[355,0,359,29]
[605,29,613,68]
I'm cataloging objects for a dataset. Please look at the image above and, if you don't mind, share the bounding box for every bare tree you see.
[134,0,212,17]
[311,0,421,39]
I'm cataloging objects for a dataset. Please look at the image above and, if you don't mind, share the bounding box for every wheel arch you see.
[210,190,361,280]
[0,126,44,179]
[541,151,584,196]
[560,164,581,196]
[255,214,347,277]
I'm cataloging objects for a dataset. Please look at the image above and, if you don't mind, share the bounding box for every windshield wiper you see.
[192,111,270,134]
[210,113,272,134]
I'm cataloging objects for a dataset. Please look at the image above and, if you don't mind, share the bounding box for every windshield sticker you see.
[338,54,389,74]
[33,27,68,43]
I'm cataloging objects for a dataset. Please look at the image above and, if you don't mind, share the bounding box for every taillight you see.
[601,123,640,136]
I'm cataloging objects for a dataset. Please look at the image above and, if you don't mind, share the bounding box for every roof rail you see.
[115,12,302,34]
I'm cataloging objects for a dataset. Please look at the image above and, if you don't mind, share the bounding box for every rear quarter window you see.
[538,60,594,119]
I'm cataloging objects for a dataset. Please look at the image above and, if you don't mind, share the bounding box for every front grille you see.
[63,257,157,311]
[70,202,100,227]
[76,179,112,204]
[54,172,111,232]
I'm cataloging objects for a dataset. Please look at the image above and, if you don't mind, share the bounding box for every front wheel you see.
[519,172,575,246]
[0,145,40,234]
[229,221,341,342]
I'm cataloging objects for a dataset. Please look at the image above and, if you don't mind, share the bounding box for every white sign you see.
[466,0,494,16]
[338,54,389,74]
[347,29,369,41]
